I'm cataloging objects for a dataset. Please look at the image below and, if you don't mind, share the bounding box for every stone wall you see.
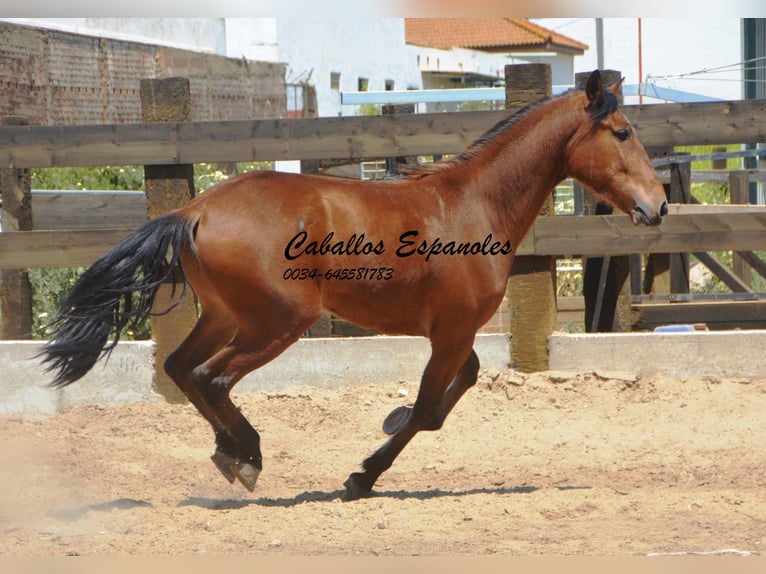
[0,21,286,126]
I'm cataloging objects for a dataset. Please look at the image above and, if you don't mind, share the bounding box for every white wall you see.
[275,17,421,117]
[408,45,510,87]
[532,18,744,102]
[223,18,279,62]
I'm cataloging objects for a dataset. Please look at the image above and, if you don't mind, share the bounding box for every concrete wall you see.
[6,330,766,417]
[549,331,766,379]
[3,341,158,417]
[2,334,510,417]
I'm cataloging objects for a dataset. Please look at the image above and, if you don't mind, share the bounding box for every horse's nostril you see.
[660,200,669,217]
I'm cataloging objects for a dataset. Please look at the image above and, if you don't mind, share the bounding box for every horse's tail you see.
[39,212,197,387]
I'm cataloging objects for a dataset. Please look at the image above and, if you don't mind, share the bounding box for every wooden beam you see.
[0,99,764,168]
[0,111,507,168]
[506,63,556,373]
[627,99,766,148]
[0,229,132,269]
[632,299,766,331]
[668,160,691,294]
[516,206,766,257]
[692,251,753,293]
[736,250,766,281]
[31,190,145,230]
[140,76,198,404]
[4,206,766,270]
[0,116,33,339]
[730,170,752,286]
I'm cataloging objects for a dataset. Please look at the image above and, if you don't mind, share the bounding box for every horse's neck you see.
[456,96,583,244]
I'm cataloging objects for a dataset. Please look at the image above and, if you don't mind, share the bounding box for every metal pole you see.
[596,18,604,71]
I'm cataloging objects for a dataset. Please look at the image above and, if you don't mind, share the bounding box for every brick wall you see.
[0,22,286,125]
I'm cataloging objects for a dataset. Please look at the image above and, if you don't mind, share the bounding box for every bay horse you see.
[40,70,667,500]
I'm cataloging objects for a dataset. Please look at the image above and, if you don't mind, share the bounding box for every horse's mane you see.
[400,99,545,179]
[401,85,618,180]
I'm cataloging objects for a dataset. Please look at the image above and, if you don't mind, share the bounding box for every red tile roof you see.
[405,18,588,54]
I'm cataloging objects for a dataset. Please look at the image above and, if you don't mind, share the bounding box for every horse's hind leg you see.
[190,313,319,491]
[344,337,477,500]
[164,310,242,483]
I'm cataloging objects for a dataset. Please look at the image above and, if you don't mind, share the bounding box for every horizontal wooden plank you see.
[31,190,146,230]
[631,299,766,331]
[0,99,764,168]
[659,169,766,184]
[517,206,766,257]
[4,205,766,269]
[0,111,505,168]
[0,229,133,268]
[627,99,766,148]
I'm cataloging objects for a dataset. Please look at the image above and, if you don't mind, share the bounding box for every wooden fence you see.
[2,65,766,381]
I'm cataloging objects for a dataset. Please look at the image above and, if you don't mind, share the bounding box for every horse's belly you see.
[319,282,430,337]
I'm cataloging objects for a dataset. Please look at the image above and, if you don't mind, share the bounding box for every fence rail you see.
[3,204,764,270]
[339,83,723,106]
[1,99,765,169]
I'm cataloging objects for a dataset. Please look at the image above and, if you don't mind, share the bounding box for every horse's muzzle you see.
[632,199,668,226]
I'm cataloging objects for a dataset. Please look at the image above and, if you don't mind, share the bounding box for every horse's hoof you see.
[210,450,238,484]
[382,405,411,435]
[343,473,374,501]
[233,462,261,492]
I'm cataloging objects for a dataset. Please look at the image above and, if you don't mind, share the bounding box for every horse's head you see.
[565,70,668,226]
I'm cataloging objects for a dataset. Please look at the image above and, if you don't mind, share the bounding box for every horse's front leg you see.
[382,348,480,435]
[344,339,478,500]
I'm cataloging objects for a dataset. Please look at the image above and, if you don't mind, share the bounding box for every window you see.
[286,84,304,119]
[330,72,341,91]
[358,77,369,92]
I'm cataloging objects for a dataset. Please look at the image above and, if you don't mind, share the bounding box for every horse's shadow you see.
[178,484,541,510]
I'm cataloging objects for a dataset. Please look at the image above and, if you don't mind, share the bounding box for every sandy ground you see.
[1,368,764,556]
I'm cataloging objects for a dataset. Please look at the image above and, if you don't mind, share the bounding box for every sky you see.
[2,0,765,18]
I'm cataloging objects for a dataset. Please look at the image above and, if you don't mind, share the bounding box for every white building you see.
[1,17,419,117]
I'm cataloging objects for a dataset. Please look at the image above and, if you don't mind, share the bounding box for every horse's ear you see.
[585,69,604,108]
[607,77,625,95]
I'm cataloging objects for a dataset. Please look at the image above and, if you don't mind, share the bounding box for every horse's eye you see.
[614,128,631,142]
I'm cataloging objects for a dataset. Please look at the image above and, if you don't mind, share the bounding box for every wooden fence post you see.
[644,158,691,296]
[140,77,198,403]
[576,70,633,332]
[299,84,335,337]
[0,116,33,340]
[668,159,691,293]
[383,103,416,177]
[730,170,752,285]
[642,146,673,296]
[505,63,556,372]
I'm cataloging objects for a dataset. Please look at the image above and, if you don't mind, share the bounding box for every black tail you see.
[39,213,195,387]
